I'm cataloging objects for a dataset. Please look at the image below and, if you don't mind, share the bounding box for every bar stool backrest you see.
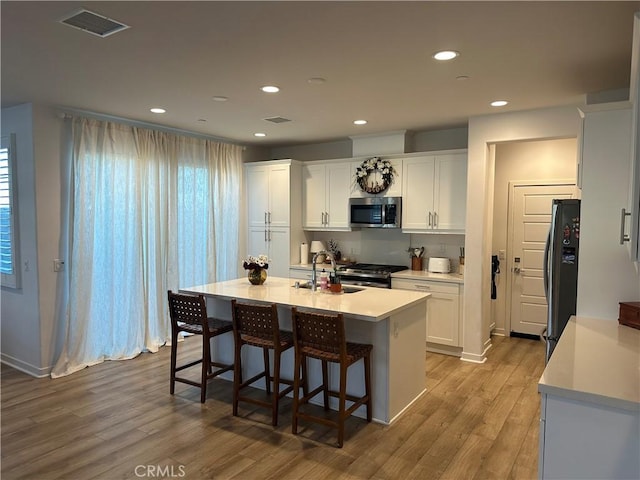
[231,300,280,342]
[168,292,208,330]
[292,309,347,358]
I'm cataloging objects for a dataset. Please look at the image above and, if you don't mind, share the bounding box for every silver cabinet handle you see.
[264,212,268,225]
[620,208,631,244]
[321,212,325,225]
[433,211,438,227]
[264,229,267,242]
[414,284,431,290]
[268,230,272,241]
[268,211,272,224]
[325,211,329,226]
[428,212,432,227]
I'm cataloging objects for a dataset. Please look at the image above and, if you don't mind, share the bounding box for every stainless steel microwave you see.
[349,197,402,228]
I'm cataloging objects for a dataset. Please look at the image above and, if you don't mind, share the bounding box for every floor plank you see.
[1,334,544,480]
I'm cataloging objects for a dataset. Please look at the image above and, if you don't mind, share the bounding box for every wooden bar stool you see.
[290,307,373,448]
[167,290,234,403]
[230,299,296,426]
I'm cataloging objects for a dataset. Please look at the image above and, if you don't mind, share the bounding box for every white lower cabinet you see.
[539,393,639,479]
[391,278,462,355]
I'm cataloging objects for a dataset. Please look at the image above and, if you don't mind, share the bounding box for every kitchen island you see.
[537,316,640,479]
[181,276,430,424]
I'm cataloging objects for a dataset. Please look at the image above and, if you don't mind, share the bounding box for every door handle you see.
[268,211,272,224]
[428,212,432,227]
[513,266,521,274]
[620,208,631,244]
[264,212,267,225]
[433,211,438,227]
[324,211,329,225]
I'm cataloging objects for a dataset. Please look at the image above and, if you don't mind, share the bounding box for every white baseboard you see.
[1,353,51,378]
[460,339,492,364]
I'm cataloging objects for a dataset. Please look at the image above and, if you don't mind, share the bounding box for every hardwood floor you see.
[1,335,545,480]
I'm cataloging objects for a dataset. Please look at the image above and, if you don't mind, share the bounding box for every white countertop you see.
[290,264,464,284]
[391,269,464,284]
[538,316,640,411]
[181,276,430,322]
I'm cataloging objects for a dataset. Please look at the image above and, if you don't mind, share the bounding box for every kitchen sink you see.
[292,283,363,293]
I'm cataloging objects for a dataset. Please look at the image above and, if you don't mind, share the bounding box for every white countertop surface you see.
[182,276,430,322]
[538,316,640,411]
[290,264,464,284]
[391,269,464,284]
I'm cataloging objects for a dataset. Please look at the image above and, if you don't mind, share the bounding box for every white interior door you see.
[509,184,575,335]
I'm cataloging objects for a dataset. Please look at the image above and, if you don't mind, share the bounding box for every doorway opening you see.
[490,138,578,337]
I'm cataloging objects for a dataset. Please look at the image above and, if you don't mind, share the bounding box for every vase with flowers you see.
[243,254,270,285]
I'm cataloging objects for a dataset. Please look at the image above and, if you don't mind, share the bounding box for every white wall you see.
[0,103,45,376]
[465,106,580,363]
[491,138,577,335]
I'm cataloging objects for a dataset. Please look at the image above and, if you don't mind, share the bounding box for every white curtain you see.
[51,117,243,378]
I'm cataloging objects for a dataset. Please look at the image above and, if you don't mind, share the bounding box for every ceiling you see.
[2,1,639,147]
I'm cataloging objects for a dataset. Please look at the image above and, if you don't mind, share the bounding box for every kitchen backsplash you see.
[310,230,465,270]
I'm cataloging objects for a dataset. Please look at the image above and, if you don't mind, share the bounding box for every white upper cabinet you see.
[247,162,291,228]
[302,162,351,230]
[402,152,467,233]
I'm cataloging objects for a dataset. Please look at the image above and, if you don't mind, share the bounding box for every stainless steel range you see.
[336,263,407,289]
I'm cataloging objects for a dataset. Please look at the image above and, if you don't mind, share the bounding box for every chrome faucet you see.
[311,250,336,292]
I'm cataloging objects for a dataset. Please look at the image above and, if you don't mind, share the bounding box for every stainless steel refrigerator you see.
[543,199,580,362]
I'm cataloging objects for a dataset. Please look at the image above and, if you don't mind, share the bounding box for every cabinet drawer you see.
[391,278,459,295]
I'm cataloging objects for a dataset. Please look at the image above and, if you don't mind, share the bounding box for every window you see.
[1,134,20,289]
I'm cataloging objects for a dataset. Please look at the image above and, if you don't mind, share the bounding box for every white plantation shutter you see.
[0,134,19,289]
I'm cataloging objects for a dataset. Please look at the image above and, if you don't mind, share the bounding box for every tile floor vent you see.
[60,9,130,38]
[264,116,291,124]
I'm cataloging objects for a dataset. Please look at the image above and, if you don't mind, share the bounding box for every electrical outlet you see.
[53,259,65,272]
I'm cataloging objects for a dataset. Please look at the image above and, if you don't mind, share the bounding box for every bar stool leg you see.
[272,348,282,426]
[321,360,329,410]
[337,362,348,448]
[201,335,211,403]
[263,347,271,394]
[170,330,178,395]
[292,352,302,434]
[233,344,243,417]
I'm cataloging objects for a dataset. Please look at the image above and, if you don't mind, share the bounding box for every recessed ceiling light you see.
[150,107,166,114]
[261,86,280,93]
[353,120,367,125]
[308,77,326,84]
[212,96,228,102]
[254,132,267,137]
[491,100,509,107]
[433,50,459,61]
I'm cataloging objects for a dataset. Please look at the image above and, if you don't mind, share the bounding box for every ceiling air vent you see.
[60,9,130,38]
[264,116,292,124]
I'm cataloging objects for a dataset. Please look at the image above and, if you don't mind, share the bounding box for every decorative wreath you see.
[355,157,395,194]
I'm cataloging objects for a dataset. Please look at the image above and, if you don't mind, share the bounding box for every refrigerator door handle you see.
[543,228,551,303]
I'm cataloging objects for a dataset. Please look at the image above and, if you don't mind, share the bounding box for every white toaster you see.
[428,257,451,273]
